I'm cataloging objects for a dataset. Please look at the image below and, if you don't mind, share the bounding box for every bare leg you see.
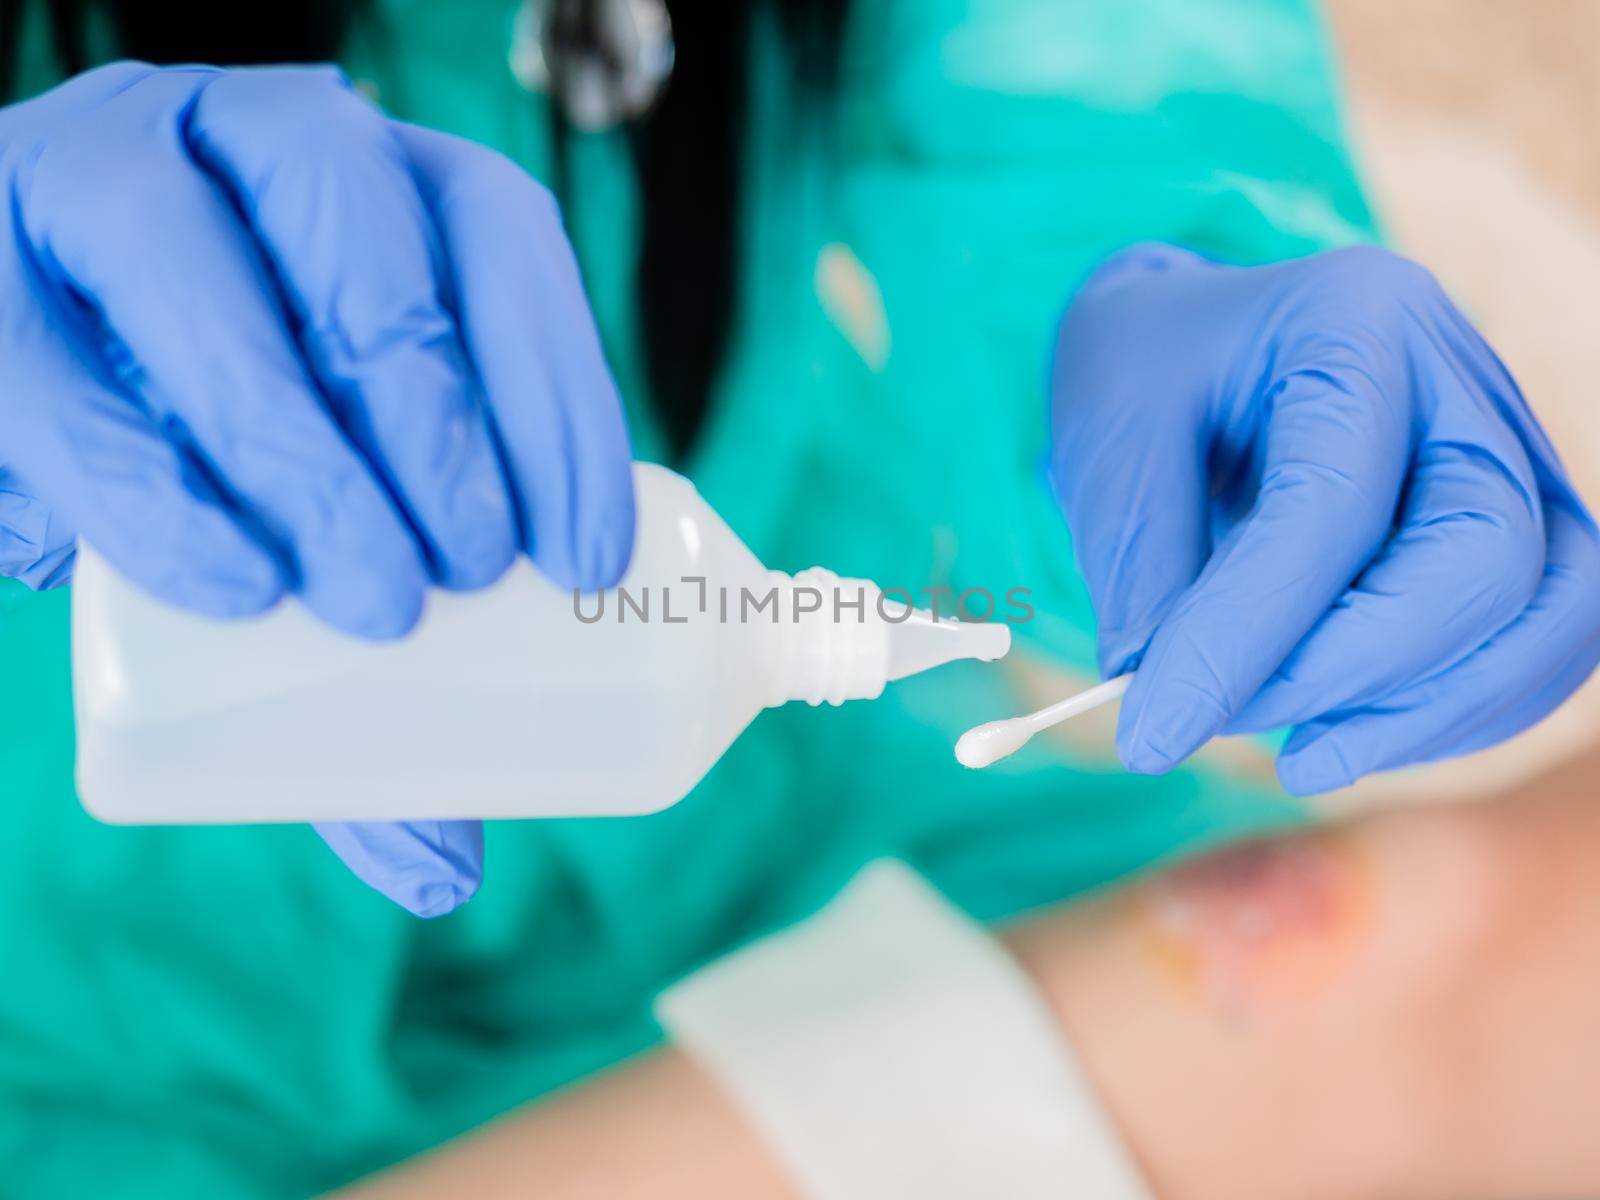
[337,751,1600,1199]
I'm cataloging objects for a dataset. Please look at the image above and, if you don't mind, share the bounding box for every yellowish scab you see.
[1133,833,1376,1020]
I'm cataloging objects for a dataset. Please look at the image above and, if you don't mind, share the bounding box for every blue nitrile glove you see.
[1,64,635,915]
[1051,243,1600,794]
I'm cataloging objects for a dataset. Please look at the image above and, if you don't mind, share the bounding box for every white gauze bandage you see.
[653,860,1151,1200]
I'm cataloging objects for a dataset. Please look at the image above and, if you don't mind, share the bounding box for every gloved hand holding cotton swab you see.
[955,674,1133,769]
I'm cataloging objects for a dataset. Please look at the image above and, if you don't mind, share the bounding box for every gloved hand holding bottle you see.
[1051,243,1600,794]
[0,63,636,915]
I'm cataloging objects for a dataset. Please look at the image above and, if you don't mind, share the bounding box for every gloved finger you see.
[0,235,283,612]
[393,123,635,591]
[1117,356,1410,774]
[1434,292,1591,517]
[1050,244,1215,676]
[186,68,516,592]
[14,59,155,122]
[1228,437,1544,733]
[0,471,76,589]
[23,69,427,637]
[313,820,484,918]
[1277,503,1600,794]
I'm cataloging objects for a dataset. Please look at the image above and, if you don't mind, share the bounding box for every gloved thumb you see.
[0,480,75,589]
[314,820,484,918]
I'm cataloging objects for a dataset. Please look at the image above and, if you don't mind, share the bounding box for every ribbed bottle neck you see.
[761,568,890,708]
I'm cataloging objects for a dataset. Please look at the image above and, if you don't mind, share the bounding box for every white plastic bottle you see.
[72,464,1009,823]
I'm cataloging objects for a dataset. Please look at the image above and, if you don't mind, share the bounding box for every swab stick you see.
[955,674,1133,769]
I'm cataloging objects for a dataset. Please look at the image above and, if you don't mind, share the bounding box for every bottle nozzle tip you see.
[886,610,1012,683]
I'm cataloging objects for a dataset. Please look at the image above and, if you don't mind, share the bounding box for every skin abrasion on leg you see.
[1130,833,1377,1023]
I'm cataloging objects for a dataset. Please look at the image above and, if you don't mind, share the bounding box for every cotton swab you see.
[954,674,1133,769]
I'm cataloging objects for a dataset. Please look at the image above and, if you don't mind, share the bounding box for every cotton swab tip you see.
[954,718,1036,769]
[955,673,1135,770]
